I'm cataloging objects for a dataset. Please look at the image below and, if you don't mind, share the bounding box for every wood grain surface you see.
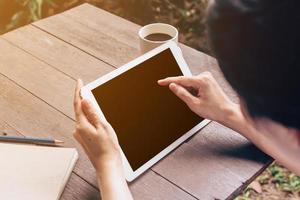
[0,3,271,200]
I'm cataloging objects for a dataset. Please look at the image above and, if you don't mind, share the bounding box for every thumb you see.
[81,99,102,129]
[169,83,199,108]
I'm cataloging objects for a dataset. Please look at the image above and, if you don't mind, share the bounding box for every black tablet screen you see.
[92,49,203,171]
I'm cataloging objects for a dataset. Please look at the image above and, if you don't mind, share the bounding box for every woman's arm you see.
[73,79,133,200]
[221,103,300,175]
[158,72,300,175]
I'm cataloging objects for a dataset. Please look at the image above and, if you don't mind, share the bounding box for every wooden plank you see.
[33,13,139,67]
[0,49,195,199]
[0,119,99,200]
[153,123,271,199]
[2,25,114,83]
[62,3,139,49]
[129,170,196,200]
[0,38,76,119]
[0,25,118,128]
[62,174,100,200]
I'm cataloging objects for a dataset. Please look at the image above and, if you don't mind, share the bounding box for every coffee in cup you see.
[139,23,178,54]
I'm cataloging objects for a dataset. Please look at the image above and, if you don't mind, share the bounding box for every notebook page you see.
[0,143,78,200]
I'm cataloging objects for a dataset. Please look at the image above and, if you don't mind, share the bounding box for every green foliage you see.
[267,164,300,192]
[235,187,252,200]
[5,0,56,32]
[236,163,300,200]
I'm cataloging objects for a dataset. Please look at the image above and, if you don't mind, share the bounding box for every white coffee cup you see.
[138,23,178,54]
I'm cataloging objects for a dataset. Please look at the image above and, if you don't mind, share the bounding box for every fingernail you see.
[169,83,177,89]
[82,99,89,105]
[158,80,164,84]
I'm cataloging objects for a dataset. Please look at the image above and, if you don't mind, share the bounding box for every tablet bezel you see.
[81,41,210,181]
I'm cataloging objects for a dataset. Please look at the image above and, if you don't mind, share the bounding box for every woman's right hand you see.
[158,72,239,124]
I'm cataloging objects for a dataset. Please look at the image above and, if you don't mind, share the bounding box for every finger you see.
[74,131,91,152]
[158,76,199,88]
[74,131,86,149]
[74,79,86,122]
[74,131,99,169]
[73,131,84,147]
[73,131,92,157]
[81,99,104,129]
[169,83,199,108]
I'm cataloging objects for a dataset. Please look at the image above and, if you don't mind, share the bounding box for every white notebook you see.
[0,143,78,200]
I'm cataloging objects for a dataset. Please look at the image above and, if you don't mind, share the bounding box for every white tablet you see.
[81,41,210,181]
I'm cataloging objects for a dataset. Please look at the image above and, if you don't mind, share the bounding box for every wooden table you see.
[0,4,272,200]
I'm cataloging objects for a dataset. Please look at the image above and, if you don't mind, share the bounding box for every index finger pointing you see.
[158,76,199,88]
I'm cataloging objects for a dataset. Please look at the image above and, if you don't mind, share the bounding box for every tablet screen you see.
[92,49,203,171]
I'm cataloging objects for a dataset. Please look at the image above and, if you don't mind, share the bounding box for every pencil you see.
[0,135,64,145]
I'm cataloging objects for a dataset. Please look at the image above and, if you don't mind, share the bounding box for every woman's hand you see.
[158,72,238,124]
[73,79,133,200]
[73,79,122,174]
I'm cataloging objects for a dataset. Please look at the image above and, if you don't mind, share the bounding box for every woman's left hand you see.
[73,79,133,200]
[73,79,122,174]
